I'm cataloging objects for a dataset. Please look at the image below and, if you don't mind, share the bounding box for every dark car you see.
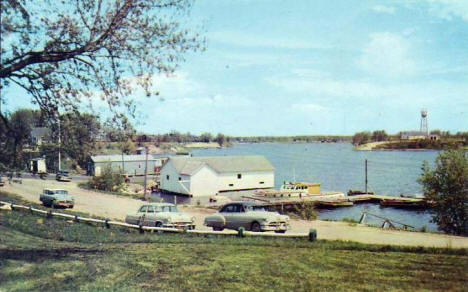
[56,170,72,182]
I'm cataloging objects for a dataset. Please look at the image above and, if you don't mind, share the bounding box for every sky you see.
[4,0,468,136]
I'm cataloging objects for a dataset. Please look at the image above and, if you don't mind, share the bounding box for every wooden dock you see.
[242,193,430,210]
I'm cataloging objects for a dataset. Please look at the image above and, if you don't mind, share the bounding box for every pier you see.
[241,193,430,210]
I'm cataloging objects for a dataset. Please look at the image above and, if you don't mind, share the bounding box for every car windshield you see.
[55,190,68,195]
[246,205,267,212]
[161,206,178,212]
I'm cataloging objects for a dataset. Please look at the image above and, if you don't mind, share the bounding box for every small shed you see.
[88,154,169,176]
[160,155,275,197]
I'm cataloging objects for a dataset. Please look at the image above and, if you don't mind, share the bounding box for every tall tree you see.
[419,150,468,235]
[1,0,203,124]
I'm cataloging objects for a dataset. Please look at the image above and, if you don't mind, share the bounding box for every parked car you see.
[39,189,74,208]
[125,203,195,229]
[56,170,72,182]
[204,202,290,233]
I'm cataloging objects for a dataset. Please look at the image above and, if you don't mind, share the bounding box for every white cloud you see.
[426,0,468,22]
[357,32,417,77]
[372,5,395,14]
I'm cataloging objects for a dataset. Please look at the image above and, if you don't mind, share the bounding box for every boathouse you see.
[160,155,275,197]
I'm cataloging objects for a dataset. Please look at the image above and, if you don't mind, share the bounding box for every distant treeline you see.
[230,135,351,143]
[135,132,352,145]
[352,130,468,146]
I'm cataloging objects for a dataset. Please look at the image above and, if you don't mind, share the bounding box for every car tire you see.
[251,222,262,232]
[213,227,224,231]
[69,205,74,209]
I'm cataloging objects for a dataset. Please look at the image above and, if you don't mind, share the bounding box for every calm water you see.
[189,143,441,232]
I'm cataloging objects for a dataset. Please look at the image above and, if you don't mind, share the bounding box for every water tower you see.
[420,109,428,135]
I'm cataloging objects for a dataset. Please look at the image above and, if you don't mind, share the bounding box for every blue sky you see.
[5,0,468,136]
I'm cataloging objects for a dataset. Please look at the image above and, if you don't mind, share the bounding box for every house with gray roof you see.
[30,127,51,146]
[160,155,275,196]
[88,154,170,176]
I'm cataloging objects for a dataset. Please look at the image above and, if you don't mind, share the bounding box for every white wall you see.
[160,161,192,195]
[160,160,275,197]
[190,169,274,196]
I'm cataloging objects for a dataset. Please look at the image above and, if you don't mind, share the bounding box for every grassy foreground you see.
[1,192,467,291]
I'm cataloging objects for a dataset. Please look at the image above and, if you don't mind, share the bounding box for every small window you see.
[166,175,170,180]
[229,183,234,187]
[178,177,181,181]
[237,173,242,179]
[139,206,148,213]
[147,206,155,213]
[259,181,264,184]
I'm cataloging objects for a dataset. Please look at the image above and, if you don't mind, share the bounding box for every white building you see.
[88,154,169,176]
[160,155,275,197]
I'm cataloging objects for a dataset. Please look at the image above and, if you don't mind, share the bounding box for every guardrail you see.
[0,200,317,241]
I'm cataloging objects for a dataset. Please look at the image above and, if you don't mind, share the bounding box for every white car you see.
[204,202,290,233]
[125,203,195,229]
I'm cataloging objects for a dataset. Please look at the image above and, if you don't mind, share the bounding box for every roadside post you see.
[309,229,317,242]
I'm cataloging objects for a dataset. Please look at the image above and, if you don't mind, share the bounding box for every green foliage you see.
[0,109,45,170]
[200,132,213,143]
[419,149,468,235]
[352,131,371,145]
[215,133,226,146]
[118,139,136,154]
[372,130,388,142]
[87,166,125,192]
[293,201,318,220]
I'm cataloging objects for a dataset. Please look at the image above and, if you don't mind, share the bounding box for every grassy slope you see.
[1,192,467,291]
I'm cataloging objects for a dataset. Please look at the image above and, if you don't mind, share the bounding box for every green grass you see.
[1,191,468,291]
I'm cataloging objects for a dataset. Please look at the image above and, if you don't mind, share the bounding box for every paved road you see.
[1,172,89,182]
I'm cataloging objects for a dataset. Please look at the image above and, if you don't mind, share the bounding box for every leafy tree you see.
[119,139,136,155]
[419,150,468,235]
[87,165,124,192]
[372,130,388,142]
[1,0,203,125]
[59,112,101,168]
[352,131,371,145]
[215,133,226,146]
[199,132,212,143]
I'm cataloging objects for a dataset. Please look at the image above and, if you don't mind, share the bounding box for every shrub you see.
[419,149,468,236]
[294,201,318,221]
[87,166,125,192]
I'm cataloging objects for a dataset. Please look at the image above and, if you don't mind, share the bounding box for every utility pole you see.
[143,146,149,201]
[365,159,368,194]
[121,152,125,174]
[57,113,61,172]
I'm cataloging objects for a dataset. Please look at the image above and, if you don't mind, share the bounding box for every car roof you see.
[141,202,175,207]
[44,189,67,192]
[223,201,263,207]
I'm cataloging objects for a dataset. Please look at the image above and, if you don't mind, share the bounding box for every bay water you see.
[191,143,440,232]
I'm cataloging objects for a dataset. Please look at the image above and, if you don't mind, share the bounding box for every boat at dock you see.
[255,182,346,200]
